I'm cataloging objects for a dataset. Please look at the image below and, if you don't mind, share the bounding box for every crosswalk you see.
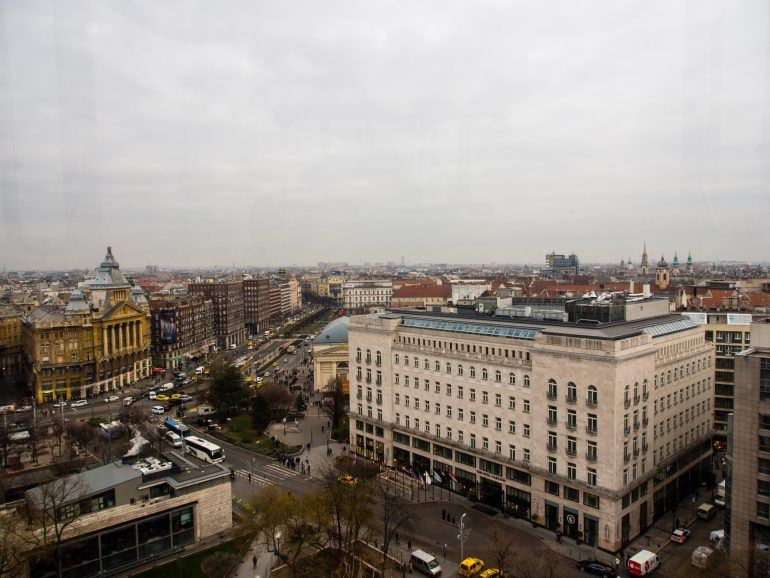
[234,461,304,487]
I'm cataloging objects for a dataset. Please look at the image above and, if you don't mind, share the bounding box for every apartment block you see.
[188,281,246,349]
[243,278,271,334]
[728,321,770,576]
[349,296,713,553]
[342,280,393,313]
[149,295,216,369]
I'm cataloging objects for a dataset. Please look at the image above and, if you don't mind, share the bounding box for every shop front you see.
[583,514,599,547]
[454,467,477,497]
[563,507,579,540]
[545,501,560,531]
[505,486,531,520]
[479,477,503,509]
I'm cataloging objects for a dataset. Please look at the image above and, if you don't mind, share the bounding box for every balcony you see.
[624,453,630,464]
[566,447,577,457]
[375,379,382,386]
[376,398,382,406]
[547,391,557,401]
[643,417,649,427]
[624,398,631,409]
[365,377,371,384]
[585,451,597,463]
[356,356,362,363]
[624,426,631,436]
[547,442,557,452]
[356,392,363,400]
[356,373,362,382]
[365,394,372,402]
[643,391,649,401]
[633,448,640,457]
[586,426,598,436]
[547,417,557,426]
[566,421,576,431]
[642,442,649,452]
[365,357,371,365]
[586,398,597,408]
[375,360,381,367]
[634,395,640,404]
[633,420,640,431]
[566,394,577,404]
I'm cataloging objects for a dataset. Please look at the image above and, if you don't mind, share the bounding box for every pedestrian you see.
[252,555,257,569]
[615,556,620,571]
[443,543,447,559]
[408,538,412,551]
[675,517,681,529]
[248,472,252,482]
[396,531,400,544]
[408,561,413,574]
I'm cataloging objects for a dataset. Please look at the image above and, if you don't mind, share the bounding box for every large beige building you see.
[313,316,350,395]
[349,296,713,553]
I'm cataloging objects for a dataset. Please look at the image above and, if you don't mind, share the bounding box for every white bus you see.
[184,435,225,463]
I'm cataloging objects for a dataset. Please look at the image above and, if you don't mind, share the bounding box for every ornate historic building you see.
[24,248,151,402]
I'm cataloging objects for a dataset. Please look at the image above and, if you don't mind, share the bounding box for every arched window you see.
[435,361,441,372]
[482,368,488,380]
[376,351,381,366]
[424,359,429,370]
[404,355,409,366]
[643,379,648,400]
[509,373,516,385]
[356,347,362,362]
[633,382,639,402]
[470,366,476,378]
[587,385,598,406]
[446,362,452,374]
[414,357,418,368]
[624,385,630,405]
[495,370,501,383]
[365,349,371,364]
[548,379,557,399]
[458,364,464,376]
[394,354,400,364]
[523,375,530,388]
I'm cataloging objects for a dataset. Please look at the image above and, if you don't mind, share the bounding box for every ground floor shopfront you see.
[352,419,714,553]
[35,358,152,402]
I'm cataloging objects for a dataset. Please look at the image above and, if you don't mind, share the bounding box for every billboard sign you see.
[160,311,177,344]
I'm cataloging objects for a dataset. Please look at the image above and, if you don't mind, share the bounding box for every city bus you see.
[184,436,225,463]
[163,417,190,438]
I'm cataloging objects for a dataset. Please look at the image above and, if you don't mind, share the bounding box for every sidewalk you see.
[625,494,701,557]
[232,538,275,578]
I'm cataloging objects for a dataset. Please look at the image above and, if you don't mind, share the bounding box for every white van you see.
[697,503,717,520]
[165,431,182,448]
[194,366,205,375]
[714,479,726,508]
[151,405,165,415]
[628,550,660,576]
[198,405,216,416]
[149,391,157,400]
[410,550,442,576]
[160,382,175,392]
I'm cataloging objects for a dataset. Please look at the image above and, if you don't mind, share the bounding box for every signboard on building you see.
[727,314,752,325]
[160,310,177,343]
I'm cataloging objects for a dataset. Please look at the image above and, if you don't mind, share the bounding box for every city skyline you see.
[2,1,768,268]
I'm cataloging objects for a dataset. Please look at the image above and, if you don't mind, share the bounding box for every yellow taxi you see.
[459,557,484,577]
[479,569,500,578]
[271,362,279,367]
[246,376,255,383]
[171,393,181,399]
[337,474,358,486]
[155,394,169,402]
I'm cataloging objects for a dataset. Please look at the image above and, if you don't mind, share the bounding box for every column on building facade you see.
[110,325,117,356]
[130,321,136,349]
[103,327,109,357]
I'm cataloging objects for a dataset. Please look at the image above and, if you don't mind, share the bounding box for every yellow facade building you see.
[0,305,25,382]
[25,248,151,402]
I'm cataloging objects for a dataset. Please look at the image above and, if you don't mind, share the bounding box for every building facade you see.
[682,312,754,442]
[349,300,713,553]
[545,253,580,276]
[149,296,216,370]
[312,316,350,395]
[188,281,246,349]
[24,248,152,402]
[728,321,770,577]
[243,278,271,335]
[0,304,25,383]
[342,280,393,313]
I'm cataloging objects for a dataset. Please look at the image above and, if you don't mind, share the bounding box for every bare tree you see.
[260,382,294,422]
[517,549,564,578]
[322,376,347,433]
[485,527,517,577]
[373,476,412,572]
[23,473,89,575]
[0,510,28,577]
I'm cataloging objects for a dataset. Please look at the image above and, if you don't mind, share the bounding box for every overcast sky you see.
[1,1,768,270]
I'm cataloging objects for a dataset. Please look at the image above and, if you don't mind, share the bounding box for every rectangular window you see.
[545,480,559,495]
[523,400,530,413]
[563,486,579,502]
[583,492,600,509]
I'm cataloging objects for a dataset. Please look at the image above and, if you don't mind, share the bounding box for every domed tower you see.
[89,247,132,311]
[656,254,670,289]
[672,252,680,274]
[131,285,149,312]
[65,289,91,317]
[641,243,649,275]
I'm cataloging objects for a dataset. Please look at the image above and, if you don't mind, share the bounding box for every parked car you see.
[670,528,692,544]
[178,394,193,402]
[479,570,500,578]
[104,395,119,403]
[697,503,717,520]
[576,560,617,576]
[71,400,88,408]
[52,400,68,407]
[16,405,32,413]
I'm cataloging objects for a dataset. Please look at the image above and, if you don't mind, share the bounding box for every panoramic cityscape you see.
[1,1,769,578]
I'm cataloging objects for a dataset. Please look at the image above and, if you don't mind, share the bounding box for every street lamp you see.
[457,513,468,562]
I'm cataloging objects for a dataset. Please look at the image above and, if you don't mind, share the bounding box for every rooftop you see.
[314,315,350,345]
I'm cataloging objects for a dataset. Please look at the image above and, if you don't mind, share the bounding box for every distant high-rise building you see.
[545,252,580,276]
[149,295,215,369]
[243,278,271,334]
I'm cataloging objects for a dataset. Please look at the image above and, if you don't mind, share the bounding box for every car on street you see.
[71,400,88,408]
[104,395,120,403]
[178,394,193,402]
[156,394,170,402]
[283,357,289,363]
[575,560,617,576]
[52,400,68,407]
[479,570,500,578]
[151,405,165,415]
[459,558,484,576]
[670,528,692,544]
[16,405,32,412]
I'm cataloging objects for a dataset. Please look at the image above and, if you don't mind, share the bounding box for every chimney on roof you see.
[643,284,651,298]
[629,281,635,294]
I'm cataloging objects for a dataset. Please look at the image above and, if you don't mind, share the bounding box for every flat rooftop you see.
[382,307,699,341]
